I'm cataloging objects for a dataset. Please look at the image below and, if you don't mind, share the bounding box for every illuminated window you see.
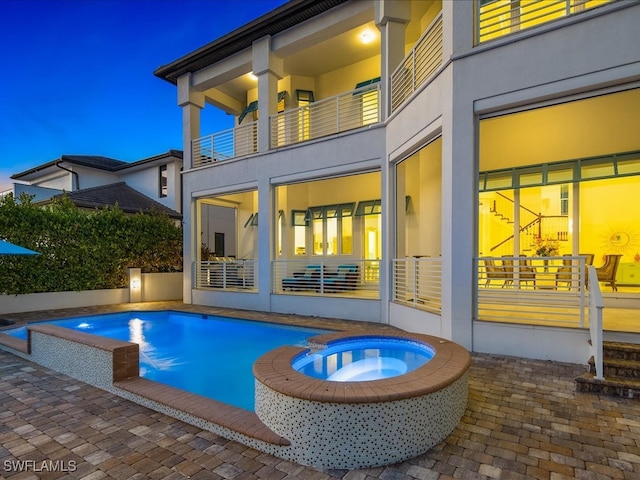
[296,90,314,141]
[159,164,168,197]
[302,203,354,256]
[477,0,615,44]
[292,210,307,255]
[560,185,569,215]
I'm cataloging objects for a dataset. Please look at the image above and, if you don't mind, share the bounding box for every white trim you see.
[191,181,259,199]
[388,118,443,165]
[474,64,640,117]
[270,159,381,186]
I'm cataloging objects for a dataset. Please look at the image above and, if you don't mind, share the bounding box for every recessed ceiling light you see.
[360,30,374,44]
[248,72,258,81]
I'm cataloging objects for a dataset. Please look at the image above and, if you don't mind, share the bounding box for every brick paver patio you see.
[0,304,639,479]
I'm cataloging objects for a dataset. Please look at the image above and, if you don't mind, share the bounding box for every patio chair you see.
[555,254,593,289]
[594,254,623,292]
[323,264,359,292]
[282,265,323,291]
[516,256,536,288]
[499,256,536,288]
[555,256,575,289]
[484,259,510,287]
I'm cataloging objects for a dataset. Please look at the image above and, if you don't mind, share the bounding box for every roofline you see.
[11,156,124,180]
[115,150,184,171]
[153,0,349,85]
[10,150,183,179]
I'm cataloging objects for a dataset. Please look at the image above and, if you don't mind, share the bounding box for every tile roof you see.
[52,182,181,219]
[11,150,183,179]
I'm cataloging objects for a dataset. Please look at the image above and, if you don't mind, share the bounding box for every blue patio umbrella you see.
[0,239,40,256]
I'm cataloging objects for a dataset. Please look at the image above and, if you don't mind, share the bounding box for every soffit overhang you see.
[154,0,350,85]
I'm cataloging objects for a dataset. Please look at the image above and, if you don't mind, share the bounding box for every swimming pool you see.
[4,311,329,411]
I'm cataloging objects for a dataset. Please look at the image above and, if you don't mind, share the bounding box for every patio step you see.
[576,341,640,398]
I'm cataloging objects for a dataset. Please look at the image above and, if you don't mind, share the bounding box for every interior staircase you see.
[575,341,640,398]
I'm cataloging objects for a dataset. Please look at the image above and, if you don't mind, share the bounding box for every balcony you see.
[270,84,381,149]
[390,12,443,113]
[192,121,257,168]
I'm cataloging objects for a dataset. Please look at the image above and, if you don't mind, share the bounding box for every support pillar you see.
[376,0,410,119]
[252,36,283,152]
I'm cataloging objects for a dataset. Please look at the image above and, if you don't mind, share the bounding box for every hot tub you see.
[292,336,434,381]
[253,330,471,469]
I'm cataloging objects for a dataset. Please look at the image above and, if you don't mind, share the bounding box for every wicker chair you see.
[502,256,536,288]
[484,259,509,287]
[595,254,623,292]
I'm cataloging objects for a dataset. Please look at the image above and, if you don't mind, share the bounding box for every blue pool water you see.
[292,337,434,382]
[4,311,329,411]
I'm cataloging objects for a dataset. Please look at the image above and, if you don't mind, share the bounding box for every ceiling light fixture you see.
[360,30,374,44]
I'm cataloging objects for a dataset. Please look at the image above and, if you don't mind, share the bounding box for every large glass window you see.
[197,191,258,261]
[309,204,354,256]
[396,137,442,258]
[478,88,640,316]
[274,171,380,260]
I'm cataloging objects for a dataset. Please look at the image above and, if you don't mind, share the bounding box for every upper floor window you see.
[477,0,617,44]
[159,164,168,198]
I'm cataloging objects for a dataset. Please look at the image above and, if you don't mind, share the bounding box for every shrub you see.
[0,193,182,294]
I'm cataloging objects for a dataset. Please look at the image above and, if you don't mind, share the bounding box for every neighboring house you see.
[154,0,640,363]
[10,150,183,216]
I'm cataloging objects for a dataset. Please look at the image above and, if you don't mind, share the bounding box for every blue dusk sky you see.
[0,0,287,191]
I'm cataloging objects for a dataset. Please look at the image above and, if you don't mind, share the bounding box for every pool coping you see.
[254,330,472,403]
[0,305,470,466]
[0,319,290,446]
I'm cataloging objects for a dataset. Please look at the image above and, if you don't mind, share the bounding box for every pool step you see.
[575,341,640,399]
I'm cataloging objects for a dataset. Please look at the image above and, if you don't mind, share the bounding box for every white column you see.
[177,73,204,304]
[252,36,283,153]
[440,0,475,349]
[376,0,410,119]
[178,73,205,170]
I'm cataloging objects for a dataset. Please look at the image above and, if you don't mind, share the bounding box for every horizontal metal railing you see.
[392,257,442,314]
[273,259,380,298]
[477,0,617,44]
[192,121,257,168]
[270,85,380,148]
[477,255,587,327]
[391,12,443,113]
[194,259,256,291]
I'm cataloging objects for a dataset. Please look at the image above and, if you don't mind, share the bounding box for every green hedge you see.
[0,193,183,295]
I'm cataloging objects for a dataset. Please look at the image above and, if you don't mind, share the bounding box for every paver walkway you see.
[0,304,639,479]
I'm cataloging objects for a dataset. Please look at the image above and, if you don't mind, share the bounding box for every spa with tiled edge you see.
[253,330,471,469]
